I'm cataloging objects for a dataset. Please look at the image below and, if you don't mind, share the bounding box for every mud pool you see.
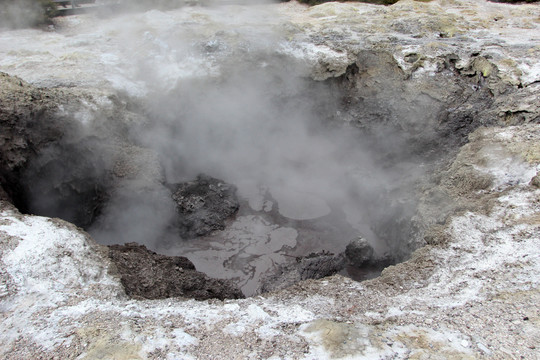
[1,1,529,297]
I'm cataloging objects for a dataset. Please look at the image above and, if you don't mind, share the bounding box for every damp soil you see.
[108,242,244,300]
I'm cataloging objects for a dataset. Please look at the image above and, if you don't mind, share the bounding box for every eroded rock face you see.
[108,242,244,300]
[22,138,113,228]
[170,174,239,238]
[0,73,107,227]
[0,72,66,208]
[530,172,540,188]
[259,251,345,294]
[0,72,144,228]
[0,186,10,202]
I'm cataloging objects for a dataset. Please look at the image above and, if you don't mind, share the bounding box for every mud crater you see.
[0,48,496,298]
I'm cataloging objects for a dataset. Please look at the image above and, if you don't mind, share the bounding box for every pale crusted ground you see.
[1,123,538,359]
[1,0,540,359]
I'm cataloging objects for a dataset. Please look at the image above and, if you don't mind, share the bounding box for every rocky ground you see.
[1,123,538,359]
[1,0,539,359]
[108,242,244,300]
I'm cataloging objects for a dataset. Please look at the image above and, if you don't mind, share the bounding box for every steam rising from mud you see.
[0,0,52,29]
[5,4,427,294]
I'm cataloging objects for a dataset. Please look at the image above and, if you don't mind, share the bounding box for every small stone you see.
[477,342,491,355]
[461,339,469,348]
[530,173,540,188]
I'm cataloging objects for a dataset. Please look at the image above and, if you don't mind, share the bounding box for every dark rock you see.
[0,185,11,202]
[530,173,540,188]
[259,251,345,294]
[0,72,66,210]
[0,72,116,227]
[170,174,239,238]
[108,242,244,300]
[21,137,112,228]
[345,237,375,267]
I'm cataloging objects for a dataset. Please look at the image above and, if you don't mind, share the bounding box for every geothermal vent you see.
[0,4,509,298]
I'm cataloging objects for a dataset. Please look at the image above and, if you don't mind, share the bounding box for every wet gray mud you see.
[160,182,364,296]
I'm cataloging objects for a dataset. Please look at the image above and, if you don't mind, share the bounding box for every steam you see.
[11,4,429,289]
[92,4,423,256]
[0,0,54,29]
[141,67,386,222]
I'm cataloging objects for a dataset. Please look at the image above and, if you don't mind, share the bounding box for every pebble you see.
[477,342,491,355]
[461,339,469,348]
[500,347,513,356]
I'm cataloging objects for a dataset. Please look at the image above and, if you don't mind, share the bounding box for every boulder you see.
[259,251,345,294]
[170,174,239,238]
[345,237,375,267]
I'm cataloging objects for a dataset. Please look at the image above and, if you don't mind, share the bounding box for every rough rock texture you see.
[345,236,375,267]
[108,242,244,300]
[0,72,66,207]
[0,185,11,202]
[531,172,540,188]
[0,72,146,227]
[171,174,239,238]
[258,251,345,294]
